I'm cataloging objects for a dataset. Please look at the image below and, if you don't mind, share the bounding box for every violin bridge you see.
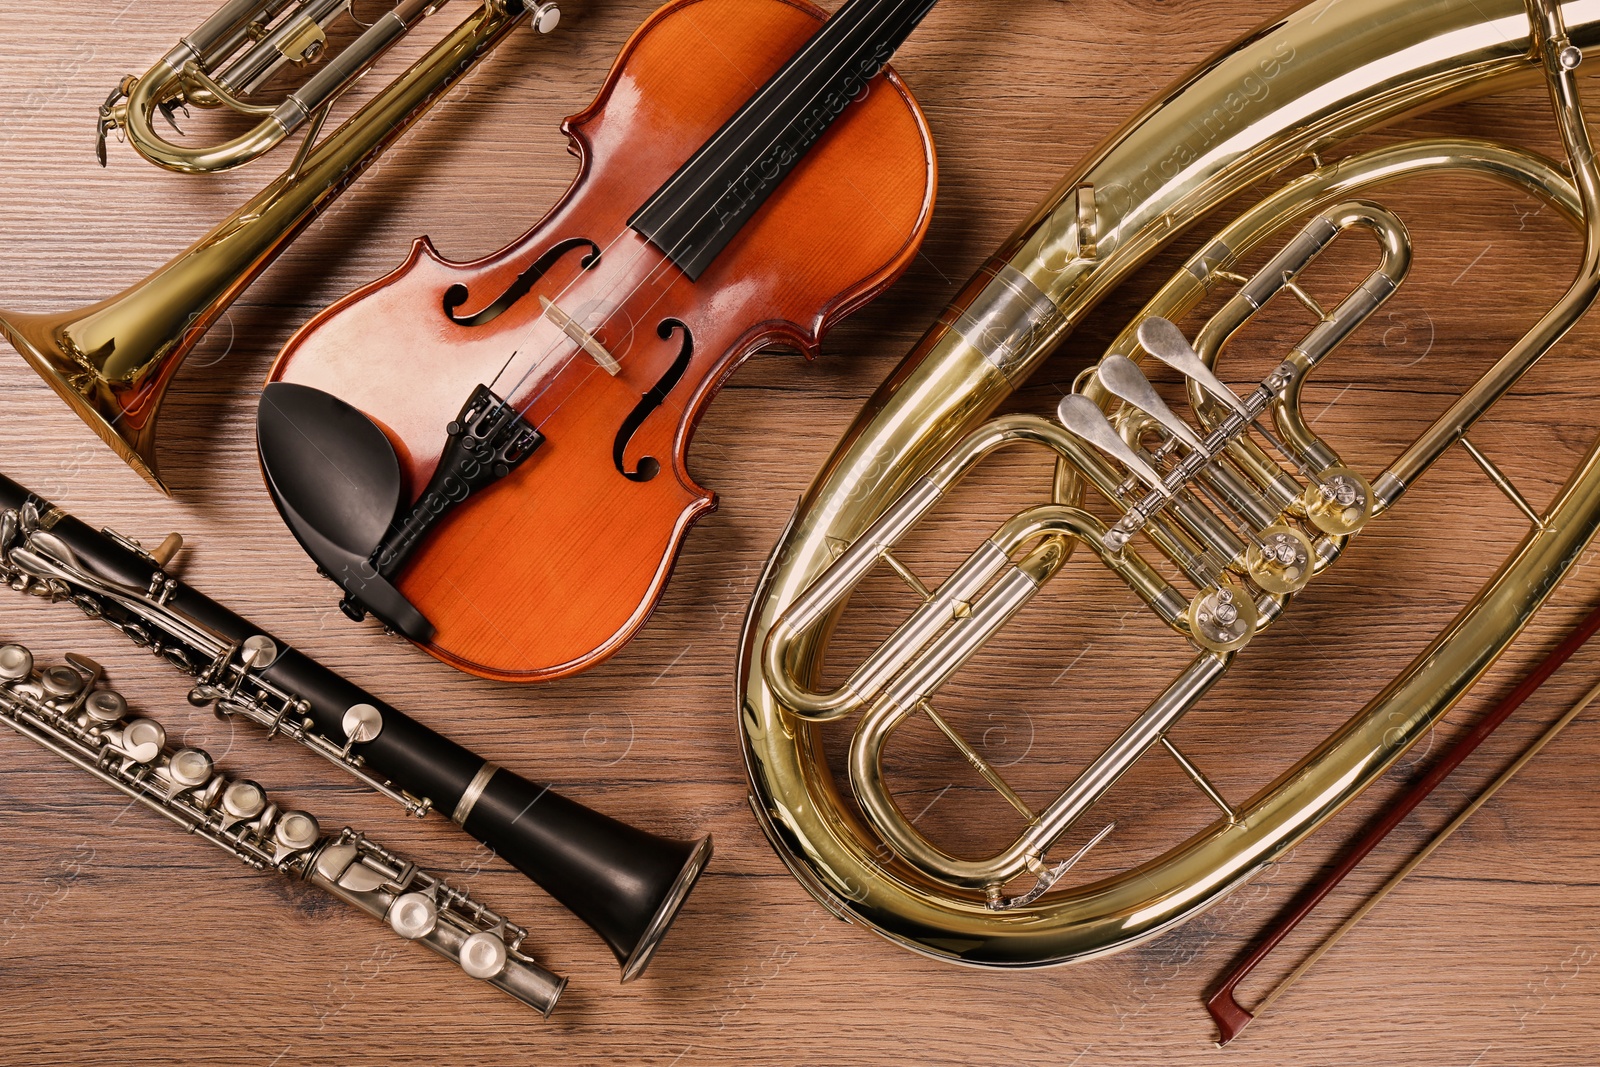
[540,296,620,375]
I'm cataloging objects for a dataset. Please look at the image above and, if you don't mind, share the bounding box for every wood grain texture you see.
[268,0,935,682]
[1,1,1600,1064]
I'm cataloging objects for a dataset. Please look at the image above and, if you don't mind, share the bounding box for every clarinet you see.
[0,641,567,1015]
[0,472,711,981]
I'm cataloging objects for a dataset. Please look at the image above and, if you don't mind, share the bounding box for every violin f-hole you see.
[613,319,693,482]
[442,237,601,328]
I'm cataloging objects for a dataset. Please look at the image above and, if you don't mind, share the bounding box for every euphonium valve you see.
[772,200,1409,897]
[742,0,1600,967]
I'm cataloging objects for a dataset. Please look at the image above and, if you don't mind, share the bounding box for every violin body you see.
[268,0,935,681]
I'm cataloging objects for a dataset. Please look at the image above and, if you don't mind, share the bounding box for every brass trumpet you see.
[742,0,1600,965]
[1,0,560,494]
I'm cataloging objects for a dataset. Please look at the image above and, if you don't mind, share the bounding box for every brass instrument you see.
[0,642,567,1015]
[0,0,562,494]
[97,0,560,173]
[741,0,1600,965]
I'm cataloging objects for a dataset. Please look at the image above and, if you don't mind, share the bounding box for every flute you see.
[0,641,567,1015]
[0,472,710,981]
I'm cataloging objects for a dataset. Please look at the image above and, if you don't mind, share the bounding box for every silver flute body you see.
[0,642,566,1014]
[0,472,710,980]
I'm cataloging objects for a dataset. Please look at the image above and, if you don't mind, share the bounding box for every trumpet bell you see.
[1,0,547,492]
[0,301,172,490]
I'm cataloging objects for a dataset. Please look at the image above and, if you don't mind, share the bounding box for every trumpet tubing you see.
[741,0,1600,965]
[98,0,561,174]
[0,0,555,493]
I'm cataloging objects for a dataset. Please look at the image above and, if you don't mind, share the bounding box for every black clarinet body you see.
[0,472,710,980]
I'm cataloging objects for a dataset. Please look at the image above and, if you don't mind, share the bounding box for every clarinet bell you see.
[458,770,712,981]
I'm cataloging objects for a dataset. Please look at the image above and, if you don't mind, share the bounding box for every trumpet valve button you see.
[222,780,267,820]
[168,748,214,788]
[0,645,32,682]
[459,932,510,979]
[273,811,321,852]
[389,892,439,940]
[530,2,560,33]
[84,688,128,724]
[39,665,83,699]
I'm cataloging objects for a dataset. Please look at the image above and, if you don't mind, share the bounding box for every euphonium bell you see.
[0,0,560,493]
[741,0,1600,966]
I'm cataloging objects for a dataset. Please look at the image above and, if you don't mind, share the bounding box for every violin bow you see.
[1205,599,1600,1046]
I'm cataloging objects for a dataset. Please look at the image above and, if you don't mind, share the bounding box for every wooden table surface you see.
[4,0,1600,1063]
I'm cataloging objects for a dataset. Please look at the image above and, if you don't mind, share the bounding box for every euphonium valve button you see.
[1245,525,1315,595]
[222,780,267,820]
[389,892,439,940]
[1303,466,1373,536]
[1187,582,1257,653]
[274,811,321,852]
[39,664,83,699]
[459,932,510,979]
[84,688,129,723]
[168,747,214,788]
[0,644,32,682]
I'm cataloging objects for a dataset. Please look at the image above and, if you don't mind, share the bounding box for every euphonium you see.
[741,0,1600,965]
[0,0,561,494]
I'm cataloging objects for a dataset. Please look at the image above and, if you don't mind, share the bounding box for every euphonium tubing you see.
[0,0,559,494]
[741,0,1600,965]
[0,471,711,981]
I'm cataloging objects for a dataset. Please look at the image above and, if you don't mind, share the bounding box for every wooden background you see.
[3,0,1600,1063]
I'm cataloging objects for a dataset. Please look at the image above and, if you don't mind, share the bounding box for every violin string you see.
[488,0,920,415]
[469,0,926,430]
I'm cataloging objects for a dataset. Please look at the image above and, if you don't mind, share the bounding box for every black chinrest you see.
[256,381,435,642]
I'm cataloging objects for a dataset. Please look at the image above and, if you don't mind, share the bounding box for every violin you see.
[257,0,939,681]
